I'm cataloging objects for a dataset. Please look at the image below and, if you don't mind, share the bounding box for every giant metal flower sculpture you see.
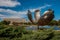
[27,9,54,29]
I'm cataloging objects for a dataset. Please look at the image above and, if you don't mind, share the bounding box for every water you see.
[26,26,60,30]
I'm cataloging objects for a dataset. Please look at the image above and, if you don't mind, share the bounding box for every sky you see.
[0,0,60,21]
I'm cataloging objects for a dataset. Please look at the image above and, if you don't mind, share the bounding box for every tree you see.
[58,19,60,25]
[48,20,58,26]
[1,20,10,25]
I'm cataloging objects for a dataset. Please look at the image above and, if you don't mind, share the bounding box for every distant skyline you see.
[0,0,60,21]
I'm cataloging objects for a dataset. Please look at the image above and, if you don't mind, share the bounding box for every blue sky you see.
[0,0,60,21]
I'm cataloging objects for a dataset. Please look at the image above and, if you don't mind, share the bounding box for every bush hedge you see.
[0,25,60,40]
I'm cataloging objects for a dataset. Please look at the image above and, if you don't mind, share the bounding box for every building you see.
[3,18,27,25]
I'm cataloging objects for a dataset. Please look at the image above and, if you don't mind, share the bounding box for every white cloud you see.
[0,14,6,18]
[0,8,27,15]
[0,4,51,19]
[29,4,51,12]
[0,14,5,17]
[0,0,21,7]
[8,16,22,18]
[0,8,27,18]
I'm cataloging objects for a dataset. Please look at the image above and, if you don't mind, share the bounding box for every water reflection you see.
[26,26,60,30]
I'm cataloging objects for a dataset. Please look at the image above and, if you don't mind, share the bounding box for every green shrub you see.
[0,25,60,40]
